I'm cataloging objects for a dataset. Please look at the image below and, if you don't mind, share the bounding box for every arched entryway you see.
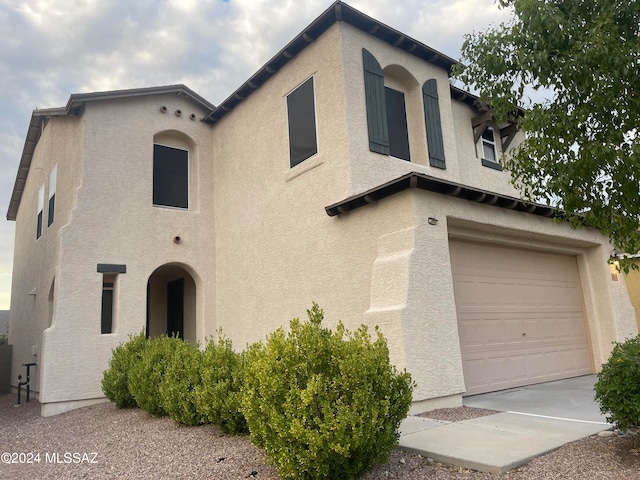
[146,264,197,343]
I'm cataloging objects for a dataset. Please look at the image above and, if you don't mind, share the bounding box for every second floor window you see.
[482,127,497,163]
[36,184,44,239]
[287,77,318,168]
[48,165,57,227]
[385,86,410,161]
[153,144,189,209]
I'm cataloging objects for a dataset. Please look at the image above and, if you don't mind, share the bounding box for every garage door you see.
[450,240,592,396]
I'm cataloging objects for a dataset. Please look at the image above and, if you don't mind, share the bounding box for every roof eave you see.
[6,85,215,221]
[325,172,558,219]
[64,84,216,115]
[203,0,458,124]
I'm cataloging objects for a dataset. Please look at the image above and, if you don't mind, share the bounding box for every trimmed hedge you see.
[242,303,414,480]
[594,335,640,431]
[195,336,248,434]
[102,303,415,480]
[101,331,147,408]
[159,339,205,425]
[128,335,182,417]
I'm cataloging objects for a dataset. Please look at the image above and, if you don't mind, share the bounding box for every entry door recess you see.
[167,278,184,339]
[450,240,592,395]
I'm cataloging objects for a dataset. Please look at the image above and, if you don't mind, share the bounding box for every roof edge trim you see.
[6,84,214,221]
[325,172,558,219]
[203,0,459,124]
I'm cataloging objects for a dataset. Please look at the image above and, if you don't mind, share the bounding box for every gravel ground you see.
[1,394,638,479]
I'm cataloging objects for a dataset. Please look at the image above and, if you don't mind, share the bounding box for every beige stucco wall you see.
[340,23,520,199]
[31,93,216,415]
[9,115,84,397]
[212,22,379,346]
[451,101,522,197]
[10,17,637,415]
[210,20,636,409]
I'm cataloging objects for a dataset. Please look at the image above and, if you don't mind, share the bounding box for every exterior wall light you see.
[428,217,438,226]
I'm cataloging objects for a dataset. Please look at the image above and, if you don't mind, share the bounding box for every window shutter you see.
[362,49,390,155]
[423,79,446,169]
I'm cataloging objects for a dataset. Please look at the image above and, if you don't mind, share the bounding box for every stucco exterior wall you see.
[35,94,216,414]
[212,22,393,346]
[340,23,520,198]
[210,19,636,409]
[9,115,84,397]
[451,101,522,197]
[383,189,635,409]
[8,13,637,416]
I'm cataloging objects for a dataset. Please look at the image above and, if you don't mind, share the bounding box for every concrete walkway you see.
[398,376,611,474]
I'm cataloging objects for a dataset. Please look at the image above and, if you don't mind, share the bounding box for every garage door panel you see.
[508,355,528,381]
[451,240,592,395]
[545,351,562,375]
[527,353,547,379]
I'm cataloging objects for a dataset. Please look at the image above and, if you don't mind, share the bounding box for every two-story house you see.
[7,1,636,416]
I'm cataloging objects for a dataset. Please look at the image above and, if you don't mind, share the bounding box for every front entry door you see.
[167,278,184,339]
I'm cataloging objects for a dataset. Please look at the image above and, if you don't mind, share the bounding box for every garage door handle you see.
[522,333,527,336]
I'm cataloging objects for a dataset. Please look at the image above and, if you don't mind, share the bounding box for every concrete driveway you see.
[463,374,607,423]
[399,375,611,473]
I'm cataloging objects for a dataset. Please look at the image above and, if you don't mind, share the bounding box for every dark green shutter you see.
[362,49,390,155]
[423,79,446,169]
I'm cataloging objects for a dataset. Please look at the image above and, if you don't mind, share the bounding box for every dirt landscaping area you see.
[0,394,638,479]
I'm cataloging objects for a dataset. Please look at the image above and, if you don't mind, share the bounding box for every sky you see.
[0,0,513,310]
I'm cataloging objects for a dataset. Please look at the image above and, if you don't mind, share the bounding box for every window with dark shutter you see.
[47,165,57,227]
[385,87,411,161]
[153,144,189,209]
[287,77,318,168]
[36,184,44,239]
[422,79,446,169]
[363,49,390,155]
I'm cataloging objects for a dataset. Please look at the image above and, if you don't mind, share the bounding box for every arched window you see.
[152,131,194,210]
[362,49,446,168]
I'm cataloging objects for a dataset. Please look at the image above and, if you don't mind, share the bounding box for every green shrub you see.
[195,335,249,434]
[242,303,414,480]
[128,335,182,417]
[159,340,205,425]
[101,331,147,408]
[0,334,8,345]
[594,335,640,431]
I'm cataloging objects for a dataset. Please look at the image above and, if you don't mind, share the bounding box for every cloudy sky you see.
[0,0,512,310]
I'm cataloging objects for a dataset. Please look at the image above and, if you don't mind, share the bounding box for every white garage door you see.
[450,240,592,396]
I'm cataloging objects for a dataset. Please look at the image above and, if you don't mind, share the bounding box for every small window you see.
[482,127,497,162]
[48,165,57,227]
[36,184,45,239]
[287,77,318,168]
[101,274,115,334]
[153,144,189,209]
[385,87,410,161]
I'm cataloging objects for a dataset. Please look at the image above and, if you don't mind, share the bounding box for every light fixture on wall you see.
[609,249,621,281]
[427,217,438,226]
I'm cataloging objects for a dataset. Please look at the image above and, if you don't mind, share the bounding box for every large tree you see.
[456,0,640,258]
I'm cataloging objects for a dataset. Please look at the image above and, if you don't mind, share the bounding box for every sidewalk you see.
[399,376,611,474]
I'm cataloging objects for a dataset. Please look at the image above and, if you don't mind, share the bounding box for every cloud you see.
[0,292,10,310]
[0,262,11,310]
[0,0,515,308]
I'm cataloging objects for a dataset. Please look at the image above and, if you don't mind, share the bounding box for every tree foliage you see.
[456,0,640,257]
